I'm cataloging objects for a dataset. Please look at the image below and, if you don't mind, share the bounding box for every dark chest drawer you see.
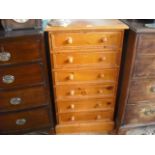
[0,107,51,134]
[0,63,44,89]
[128,79,155,103]
[138,34,155,54]
[0,36,42,65]
[0,86,48,112]
[134,55,155,78]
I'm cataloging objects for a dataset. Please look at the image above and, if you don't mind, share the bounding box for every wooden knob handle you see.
[67,37,73,44]
[98,89,103,94]
[67,56,74,63]
[70,104,75,109]
[101,37,108,42]
[68,74,74,80]
[99,57,106,61]
[95,103,102,108]
[99,74,104,78]
[69,90,75,96]
[70,116,75,121]
[96,115,102,120]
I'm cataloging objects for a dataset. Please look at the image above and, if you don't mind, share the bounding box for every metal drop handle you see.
[16,118,27,125]
[0,47,11,62]
[2,75,15,84]
[10,97,22,105]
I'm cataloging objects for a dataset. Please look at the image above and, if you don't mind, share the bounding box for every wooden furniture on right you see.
[116,20,155,134]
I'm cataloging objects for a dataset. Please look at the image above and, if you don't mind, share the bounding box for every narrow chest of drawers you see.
[116,20,155,134]
[0,30,53,134]
[47,19,128,134]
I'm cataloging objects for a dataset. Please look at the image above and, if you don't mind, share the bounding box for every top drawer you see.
[0,37,41,65]
[50,31,123,49]
[138,34,155,55]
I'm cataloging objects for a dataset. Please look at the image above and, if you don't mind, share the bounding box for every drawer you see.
[0,86,47,112]
[52,51,120,68]
[0,63,44,89]
[55,83,115,99]
[138,34,155,54]
[51,31,122,49]
[134,55,155,78]
[56,121,114,134]
[0,37,41,65]
[128,79,155,103]
[0,107,51,134]
[125,104,155,125]
[54,68,118,84]
[57,98,115,113]
[58,110,114,124]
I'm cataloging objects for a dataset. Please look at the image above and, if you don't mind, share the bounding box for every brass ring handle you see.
[2,75,15,84]
[16,118,26,125]
[67,56,74,63]
[67,37,73,44]
[10,97,22,105]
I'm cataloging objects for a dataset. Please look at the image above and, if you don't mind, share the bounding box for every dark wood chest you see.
[116,20,155,134]
[0,30,54,134]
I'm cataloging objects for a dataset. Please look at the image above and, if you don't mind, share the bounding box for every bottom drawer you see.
[0,107,51,134]
[58,110,114,124]
[125,103,155,125]
[56,121,114,134]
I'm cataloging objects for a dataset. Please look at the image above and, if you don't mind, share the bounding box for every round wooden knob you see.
[99,57,106,61]
[69,90,75,96]
[96,115,102,120]
[67,56,74,63]
[101,37,108,42]
[68,74,74,80]
[70,116,75,121]
[99,74,104,78]
[69,104,75,109]
[67,37,73,44]
[95,103,102,108]
[98,89,103,94]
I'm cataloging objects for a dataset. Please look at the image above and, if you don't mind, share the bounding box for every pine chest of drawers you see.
[46,19,128,134]
[116,20,155,134]
[0,30,53,134]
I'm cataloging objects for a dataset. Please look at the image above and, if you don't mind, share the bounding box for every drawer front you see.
[0,63,44,89]
[138,34,155,54]
[51,31,122,49]
[134,55,155,78]
[125,104,155,125]
[52,51,120,68]
[55,83,115,99]
[54,69,118,84]
[0,86,47,112]
[128,79,155,103]
[0,37,41,65]
[58,110,114,124]
[0,107,50,133]
[57,98,115,113]
[56,121,114,134]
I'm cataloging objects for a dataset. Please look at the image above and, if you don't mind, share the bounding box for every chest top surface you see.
[46,19,128,32]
